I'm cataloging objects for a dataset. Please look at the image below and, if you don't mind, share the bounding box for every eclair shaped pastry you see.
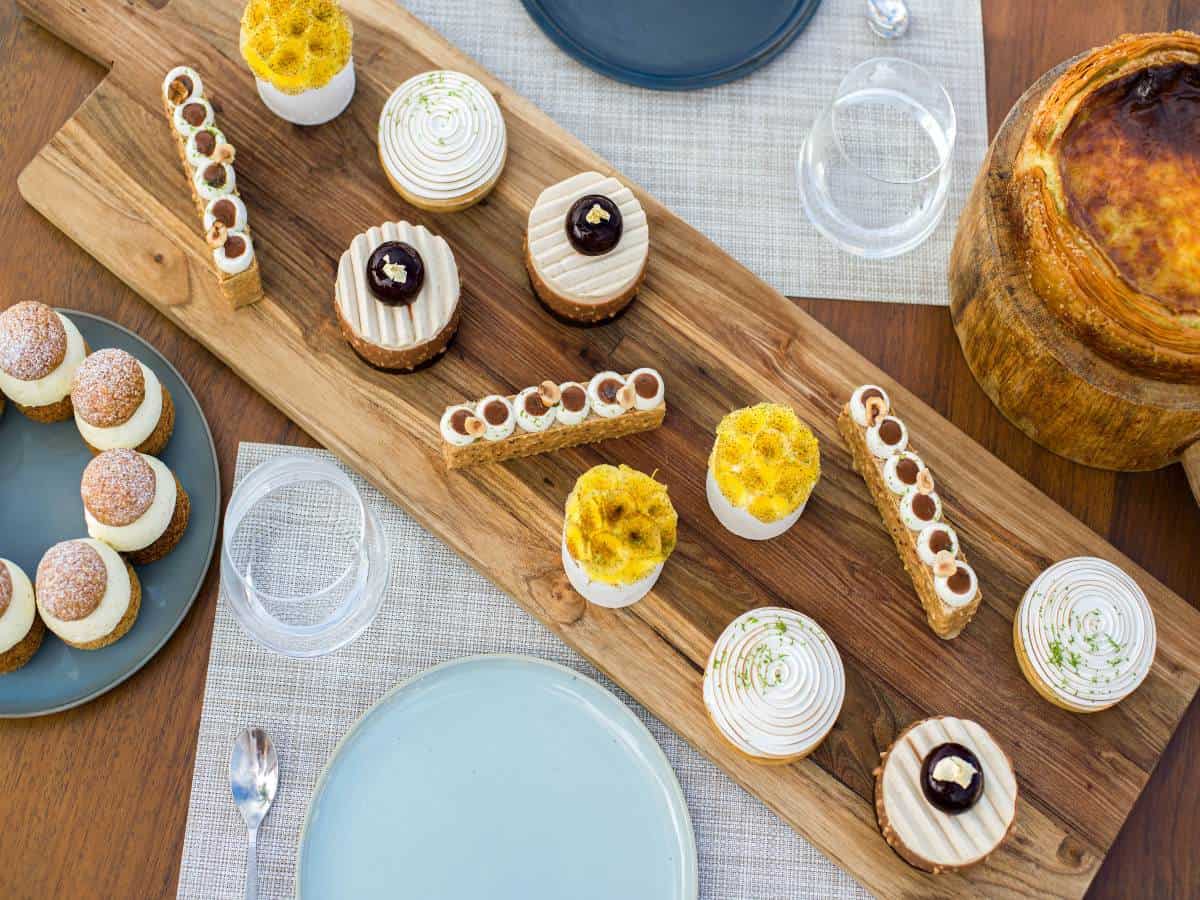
[162,65,264,308]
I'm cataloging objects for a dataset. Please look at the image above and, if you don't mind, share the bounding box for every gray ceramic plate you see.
[0,310,219,717]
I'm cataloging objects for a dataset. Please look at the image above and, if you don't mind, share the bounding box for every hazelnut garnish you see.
[167,79,189,105]
[537,380,561,406]
[206,221,229,249]
[932,550,957,578]
[864,395,888,426]
[616,382,637,410]
[212,142,236,165]
[463,416,486,438]
[916,468,935,495]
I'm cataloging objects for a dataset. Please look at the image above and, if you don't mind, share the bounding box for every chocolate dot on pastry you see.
[596,377,622,404]
[194,130,216,157]
[921,742,984,814]
[928,528,953,554]
[947,566,973,594]
[895,457,920,486]
[634,372,660,398]
[523,392,548,417]
[366,241,424,306]
[878,418,903,446]
[449,408,472,435]
[561,384,586,412]
[182,102,207,127]
[202,163,227,188]
[565,194,623,256]
[483,399,510,425]
[911,492,937,522]
[211,198,238,228]
[224,235,247,259]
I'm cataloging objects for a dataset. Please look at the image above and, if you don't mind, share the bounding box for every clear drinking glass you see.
[798,58,956,259]
[221,456,389,657]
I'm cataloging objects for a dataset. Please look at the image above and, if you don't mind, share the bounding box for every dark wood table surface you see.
[1,1,1197,897]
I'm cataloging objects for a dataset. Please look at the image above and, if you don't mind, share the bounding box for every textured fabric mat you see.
[177,443,872,899]
[402,0,987,305]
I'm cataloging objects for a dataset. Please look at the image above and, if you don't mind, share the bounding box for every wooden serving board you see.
[13,0,1200,896]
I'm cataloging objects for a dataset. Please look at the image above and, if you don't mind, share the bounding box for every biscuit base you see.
[837,407,980,640]
[125,477,190,566]
[379,143,505,213]
[60,562,142,650]
[873,717,1018,874]
[444,403,665,470]
[1012,616,1107,713]
[708,712,828,766]
[15,392,74,423]
[334,297,460,372]
[522,235,645,324]
[83,385,175,457]
[0,615,45,673]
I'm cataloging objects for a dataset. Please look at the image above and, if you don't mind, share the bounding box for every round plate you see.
[521,0,823,90]
[0,310,219,717]
[299,655,698,899]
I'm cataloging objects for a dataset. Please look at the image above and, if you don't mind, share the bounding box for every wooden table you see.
[1,1,1196,896]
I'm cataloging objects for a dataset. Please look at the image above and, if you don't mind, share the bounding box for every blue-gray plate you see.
[0,310,219,717]
[521,0,823,90]
[298,655,698,899]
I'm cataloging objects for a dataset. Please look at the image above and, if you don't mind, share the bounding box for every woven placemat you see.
[176,442,872,898]
[403,0,987,305]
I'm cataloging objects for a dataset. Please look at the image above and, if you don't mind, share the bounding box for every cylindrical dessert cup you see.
[1012,616,1094,712]
[256,59,355,126]
[705,467,806,541]
[561,533,663,609]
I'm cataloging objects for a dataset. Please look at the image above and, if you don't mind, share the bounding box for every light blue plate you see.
[299,655,698,899]
[0,310,219,717]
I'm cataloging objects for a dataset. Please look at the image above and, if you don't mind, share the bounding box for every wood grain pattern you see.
[1,2,1199,899]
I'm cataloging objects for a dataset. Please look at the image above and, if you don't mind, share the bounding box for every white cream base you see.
[561,536,662,609]
[74,363,163,451]
[256,60,355,126]
[85,455,177,552]
[0,560,36,655]
[0,313,86,407]
[37,539,131,646]
[705,468,805,541]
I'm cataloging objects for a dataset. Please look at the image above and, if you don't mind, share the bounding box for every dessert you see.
[161,65,263,308]
[0,302,87,422]
[0,559,43,674]
[35,539,141,650]
[334,221,460,371]
[440,368,666,470]
[838,385,981,639]
[703,608,845,764]
[71,348,175,456]
[82,449,191,565]
[706,403,820,540]
[875,716,1018,873]
[379,70,507,212]
[239,0,355,125]
[1014,556,1156,712]
[525,171,650,323]
[562,464,677,608]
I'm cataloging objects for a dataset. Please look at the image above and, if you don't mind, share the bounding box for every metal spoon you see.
[230,727,279,900]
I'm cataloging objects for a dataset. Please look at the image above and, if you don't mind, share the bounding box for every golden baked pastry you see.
[1013,32,1200,382]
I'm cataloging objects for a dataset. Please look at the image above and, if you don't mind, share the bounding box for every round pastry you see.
[333,221,461,371]
[82,449,190,565]
[0,302,87,422]
[882,451,924,495]
[898,486,942,531]
[562,464,677,608]
[707,403,820,541]
[849,383,891,427]
[866,415,908,458]
[0,559,43,674]
[875,716,1018,873]
[71,349,175,455]
[36,539,141,650]
[185,125,227,168]
[210,227,255,276]
[194,158,236,203]
[587,371,634,418]
[525,171,650,323]
[1014,556,1156,712]
[916,523,959,566]
[440,403,483,446]
[204,195,247,232]
[162,65,203,108]
[555,381,590,425]
[378,69,507,212]
[626,367,664,411]
[475,395,515,442]
[514,384,557,433]
[172,97,213,136]
[703,607,845,764]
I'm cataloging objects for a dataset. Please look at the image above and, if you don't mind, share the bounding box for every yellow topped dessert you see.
[564,464,677,587]
[240,0,352,95]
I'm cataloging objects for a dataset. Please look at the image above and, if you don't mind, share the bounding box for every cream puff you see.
[36,539,141,650]
[82,449,190,565]
[0,302,87,422]
[71,349,175,456]
[0,559,43,673]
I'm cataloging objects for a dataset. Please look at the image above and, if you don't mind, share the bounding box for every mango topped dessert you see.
[706,402,820,540]
[562,464,677,608]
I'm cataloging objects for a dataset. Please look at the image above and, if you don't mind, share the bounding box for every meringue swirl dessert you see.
[379,69,507,212]
[1014,556,1156,712]
[0,302,87,422]
[71,349,175,456]
[82,449,191,565]
[562,464,677,608]
[703,607,845,763]
[36,539,141,650]
[0,559,43,674]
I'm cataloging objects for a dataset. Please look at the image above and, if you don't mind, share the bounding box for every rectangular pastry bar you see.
[161,66,263,309]
[838,385,982,639]
[441,369,665,470]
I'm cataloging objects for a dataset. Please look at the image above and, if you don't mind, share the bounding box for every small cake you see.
[36,539,141,650]
[82,449,191,565]
[703,608,845,764]
[562,464,677,608]
[525,171,650,323]
[0,559,43,674]
[440,368,666,469]
[1014,557,1156,712]
[706,403,820,540]
[875,716,1018,873]
[239,0,355,126]
[0,302,87,422]
[71,349,175,456]
[379,70,507,212]
[334,221,461,371]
